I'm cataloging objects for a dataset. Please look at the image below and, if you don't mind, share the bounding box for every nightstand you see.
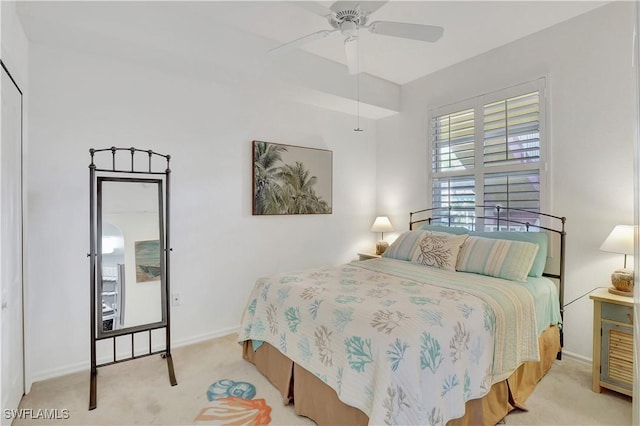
[357,252,381,260]
[590,287,634,397]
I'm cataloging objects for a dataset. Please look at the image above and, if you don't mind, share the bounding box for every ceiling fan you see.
[269,1,444,74]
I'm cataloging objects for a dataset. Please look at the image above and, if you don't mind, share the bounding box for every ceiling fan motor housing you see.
[329,8,368,34]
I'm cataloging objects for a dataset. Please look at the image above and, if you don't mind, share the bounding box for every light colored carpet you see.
[14,333,632,425]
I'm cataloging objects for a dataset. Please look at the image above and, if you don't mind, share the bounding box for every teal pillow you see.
[468,231,548,277]
[418,224,470,235]
[457,236,539,282]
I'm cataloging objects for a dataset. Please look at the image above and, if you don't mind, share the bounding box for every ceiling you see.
[16,1,609,85]
[15,1,610,118]
[217,0,609,84]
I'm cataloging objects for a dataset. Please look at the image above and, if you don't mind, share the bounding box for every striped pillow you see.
[382,230,428,261]
[456,236,539,282]
[469,231,548,277]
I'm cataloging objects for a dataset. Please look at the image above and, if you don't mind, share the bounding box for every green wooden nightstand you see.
[590,287,634,397]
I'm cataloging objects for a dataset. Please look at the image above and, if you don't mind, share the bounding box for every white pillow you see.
[411,231,469,271]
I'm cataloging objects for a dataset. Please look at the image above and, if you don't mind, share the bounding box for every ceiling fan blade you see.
[344,36,359,74]
[368,21,444,42]
[331,1,388,15]
[269,29,336,53]
[292,1,334,18]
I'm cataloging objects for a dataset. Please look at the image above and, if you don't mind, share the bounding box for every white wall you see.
[26,42,378,380]
[377,2,635,361]
[1,1,28,88]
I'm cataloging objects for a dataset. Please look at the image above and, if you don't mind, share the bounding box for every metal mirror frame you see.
[96,176,167,338]
[88,147,176,410]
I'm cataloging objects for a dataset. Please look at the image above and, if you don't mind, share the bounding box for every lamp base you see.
[608,287,633,297]
[610,268,633,296]
[376,241,389,255]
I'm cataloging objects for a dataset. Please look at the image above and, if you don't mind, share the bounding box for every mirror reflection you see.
[99,179,164,335]
[101,223,125,331]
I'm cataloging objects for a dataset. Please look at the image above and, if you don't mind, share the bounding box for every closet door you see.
[1,61,24,418]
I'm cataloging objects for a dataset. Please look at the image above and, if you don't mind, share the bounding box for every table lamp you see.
[371,216,394,255]
[600,225,634,296]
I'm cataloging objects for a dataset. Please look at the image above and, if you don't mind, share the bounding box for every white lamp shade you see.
[600,225,634,255]
[371,216,394,233]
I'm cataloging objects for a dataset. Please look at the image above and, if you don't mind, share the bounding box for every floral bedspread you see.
[238,257,546,425]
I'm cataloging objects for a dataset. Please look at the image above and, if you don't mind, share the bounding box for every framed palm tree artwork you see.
[253,141,332,215]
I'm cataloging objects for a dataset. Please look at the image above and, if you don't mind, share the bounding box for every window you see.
[430,79,546,231]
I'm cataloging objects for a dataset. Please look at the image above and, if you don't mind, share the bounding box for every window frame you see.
[427,78,549,229]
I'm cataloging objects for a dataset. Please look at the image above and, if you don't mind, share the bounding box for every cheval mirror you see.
[88,147,176,410]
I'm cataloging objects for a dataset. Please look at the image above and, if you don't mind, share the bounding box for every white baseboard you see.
[172,326,239,349]
[560,350,592,364]
[29,326,241,385]
[31,360,89,384]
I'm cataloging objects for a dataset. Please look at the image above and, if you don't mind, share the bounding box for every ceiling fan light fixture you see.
[340,20,357,37]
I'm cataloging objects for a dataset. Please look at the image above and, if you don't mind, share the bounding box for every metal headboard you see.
[409,205,566,358]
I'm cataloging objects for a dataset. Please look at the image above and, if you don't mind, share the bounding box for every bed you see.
[238,206,566,425]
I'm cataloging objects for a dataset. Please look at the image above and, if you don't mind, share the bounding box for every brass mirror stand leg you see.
[163,353,177,386]
[89,369,97,410]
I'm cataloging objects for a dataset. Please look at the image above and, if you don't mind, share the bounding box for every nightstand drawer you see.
[602,303,633,325]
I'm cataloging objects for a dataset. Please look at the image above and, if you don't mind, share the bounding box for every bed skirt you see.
[241,325,560,426]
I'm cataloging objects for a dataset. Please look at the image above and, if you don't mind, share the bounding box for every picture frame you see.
[252,140,332,215]
[134,240,161,283]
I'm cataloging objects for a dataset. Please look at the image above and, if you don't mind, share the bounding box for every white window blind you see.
[483,91,540,167]
[432,108,475,172]
[431,176,475,227]
[483,170,541,230]
[430,79,546,231]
